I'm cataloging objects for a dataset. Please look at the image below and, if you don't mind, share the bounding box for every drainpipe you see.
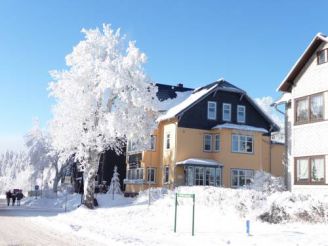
[272,102,289,190]
[173,121,178,189]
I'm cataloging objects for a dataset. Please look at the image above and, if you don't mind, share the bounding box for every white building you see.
[276,33,328,192]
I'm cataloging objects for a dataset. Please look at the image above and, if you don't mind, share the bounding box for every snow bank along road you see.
[0,199,101,246]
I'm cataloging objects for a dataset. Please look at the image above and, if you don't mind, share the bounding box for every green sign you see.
[177,193,195,198]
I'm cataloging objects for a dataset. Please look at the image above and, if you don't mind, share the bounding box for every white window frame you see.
[165,133,171,150]
[147,168,156,184]
[150,135,156,151]
[164,166,169,183]
[207,101,217,120]
[237,105,246,123]
[231,168,254,188]
[203,134,212,152]
[214,134,220,152]
[127,168,144,180]
[232,134,254,154]
[222,103,231,121]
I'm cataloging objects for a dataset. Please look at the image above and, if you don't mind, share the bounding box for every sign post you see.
[174,193,195,236]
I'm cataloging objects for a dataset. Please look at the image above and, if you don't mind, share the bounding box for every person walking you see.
[16,191,24,206]
[11,192,16,206]
[5,190,12,206]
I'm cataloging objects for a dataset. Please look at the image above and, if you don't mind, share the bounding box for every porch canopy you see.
[176,158,223,167]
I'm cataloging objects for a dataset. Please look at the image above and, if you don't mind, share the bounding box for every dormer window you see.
[207,101,217,120]
[317,49,328,65]
[237,105,246,123]
[222,103,231,121]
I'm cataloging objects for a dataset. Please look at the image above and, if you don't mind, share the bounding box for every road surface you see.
[0,198,100,246]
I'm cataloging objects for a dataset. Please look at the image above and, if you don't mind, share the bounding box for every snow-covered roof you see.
[156,79,280,132]
[212,123,268,133]
[157,84,218,122]
[278,33,328,92]
[176,158,223,167]
[158,91,193,111]
[274,93,291,105]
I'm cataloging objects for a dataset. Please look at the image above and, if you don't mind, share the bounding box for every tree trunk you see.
[53,175,61,193]
[83,149,100,209]
[52,164,60,193]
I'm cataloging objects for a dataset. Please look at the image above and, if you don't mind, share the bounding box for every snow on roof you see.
[176,158,223,167]
[158,91,193,111]
[274,93,291,105]
[157,84,218,122]
[212,123,268,133]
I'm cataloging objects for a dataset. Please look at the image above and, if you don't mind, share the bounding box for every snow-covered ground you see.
[10,187,328,246]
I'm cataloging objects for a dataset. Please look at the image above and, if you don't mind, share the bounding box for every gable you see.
[177,90,276,133]
[292,42,328,97]
[278,33,328,92]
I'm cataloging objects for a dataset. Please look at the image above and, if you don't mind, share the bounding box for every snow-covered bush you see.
[249,171,285,193]
[259,192,328,224]
[137,186,328,224]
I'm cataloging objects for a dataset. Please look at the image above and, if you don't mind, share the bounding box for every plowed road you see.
[0,199,100,246]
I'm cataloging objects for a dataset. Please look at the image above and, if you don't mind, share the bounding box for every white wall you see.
[287,41,328,190]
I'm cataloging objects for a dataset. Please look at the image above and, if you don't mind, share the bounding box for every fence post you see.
[174,193,177,233]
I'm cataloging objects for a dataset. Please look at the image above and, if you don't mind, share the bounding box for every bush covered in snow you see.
[249,171,285,194]
[137,186,328,224]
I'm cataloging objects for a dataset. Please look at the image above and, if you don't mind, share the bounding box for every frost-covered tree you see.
[108,166,123,199]
[49,24,158,208]
[0,150,31,194]
[24,120,54,186]
[24,120,72,193]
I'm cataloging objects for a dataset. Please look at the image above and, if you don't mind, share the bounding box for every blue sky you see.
[0,0,327,151]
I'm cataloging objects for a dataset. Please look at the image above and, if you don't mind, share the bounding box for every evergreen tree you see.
[108,166,123,199]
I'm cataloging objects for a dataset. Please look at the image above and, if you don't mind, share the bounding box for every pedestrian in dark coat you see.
[16,191,24,206]
[5,190,12,206]
[12,192,16,206]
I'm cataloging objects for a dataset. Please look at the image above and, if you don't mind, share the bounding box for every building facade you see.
[125,80,284,195]
[277,33,328,192]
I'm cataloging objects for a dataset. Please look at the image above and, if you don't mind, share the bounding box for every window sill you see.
[294,182,326,185]
[231,151,254,155]
[123,179,145,184]
[294,119,325,126]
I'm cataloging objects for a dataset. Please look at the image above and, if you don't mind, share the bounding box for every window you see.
[232,134,253,154]
[147,168,156,183]
[207,101,217,120]
[237,105,246,123]
[295,156,325,184]
[195,167,204,185]
[214,134,220,152]
[222,103,231,121]
[166,133,171,149]
[164,166,169,183]
[295,93,324,124]
[203,134,212,151]
[205,168,216,186]
[150,135,156,151]
[231,169,254,188]
[310,94,324,120]
[296,97,309,123]
[317,49,328,65]
[127,168,144,180]
[127,140,137,152]
[185,166,222,186]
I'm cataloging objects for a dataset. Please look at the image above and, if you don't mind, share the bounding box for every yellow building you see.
[124,80,284,195]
